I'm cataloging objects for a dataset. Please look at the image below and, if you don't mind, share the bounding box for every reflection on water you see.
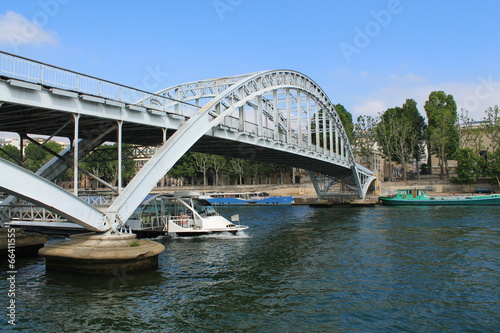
[1,205,499,332]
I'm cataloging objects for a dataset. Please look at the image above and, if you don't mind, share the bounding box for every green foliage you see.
[487,149,500,185]
[192,152,211,186]
[420,163,431,175]
[81,143,136,186]
[375,99,425,181]
[483,106,500,152]
[354,115,377,168]
[211,155,227,186]
[424,91,459,179]
[129,239,140,247]
[167,153,196,183]
[226,158,250,185]
[334,104,355,144]
[403,98,426,159]
[450,148,483,184]
[0,144,21,163]
[249,162,273,184]
[311,106,354,152]
[24,141,63,172]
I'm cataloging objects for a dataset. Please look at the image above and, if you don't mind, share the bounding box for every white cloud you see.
[352,99,387,118]
[0,11,58,50]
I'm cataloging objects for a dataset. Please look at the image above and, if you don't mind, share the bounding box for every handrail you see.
[0,50,197,111]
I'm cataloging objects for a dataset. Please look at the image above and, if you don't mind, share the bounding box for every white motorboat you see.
[128,191,249,237]
[3,191,249,237]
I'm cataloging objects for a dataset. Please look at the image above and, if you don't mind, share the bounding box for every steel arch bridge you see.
[0,52,375,232]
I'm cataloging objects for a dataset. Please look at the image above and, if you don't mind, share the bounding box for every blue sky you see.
[1,0,499,122]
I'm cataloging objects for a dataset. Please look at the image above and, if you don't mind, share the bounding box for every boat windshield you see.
[130,195,219,225]
[189,198,219,217]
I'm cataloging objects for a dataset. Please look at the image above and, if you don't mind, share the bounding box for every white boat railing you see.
[169,215,195,229]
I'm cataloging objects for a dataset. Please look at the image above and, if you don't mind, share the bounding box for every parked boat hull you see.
[206,196,294,205]
[380,194,500,206]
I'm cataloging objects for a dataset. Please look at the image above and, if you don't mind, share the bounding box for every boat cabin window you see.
[189,198,218,217]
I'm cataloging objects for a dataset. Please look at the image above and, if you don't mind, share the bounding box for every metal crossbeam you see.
[0,159,108,231]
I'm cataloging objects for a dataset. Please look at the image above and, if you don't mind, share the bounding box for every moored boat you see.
[380,189,500,206]
[4,191,249,237]
[202,191,294,205]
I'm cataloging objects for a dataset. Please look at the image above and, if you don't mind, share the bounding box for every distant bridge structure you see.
[0,51,375,232]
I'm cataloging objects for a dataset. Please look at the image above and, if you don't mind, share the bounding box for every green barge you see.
[380,189,500,206]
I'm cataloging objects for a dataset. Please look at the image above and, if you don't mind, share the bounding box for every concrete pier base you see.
[350,197,379,207]
[39,232,165,275]
[0,227,49,256]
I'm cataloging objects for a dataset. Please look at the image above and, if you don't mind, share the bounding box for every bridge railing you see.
[0,51,183,112]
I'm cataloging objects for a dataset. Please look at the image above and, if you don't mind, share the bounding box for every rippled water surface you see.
[1,205,499,332]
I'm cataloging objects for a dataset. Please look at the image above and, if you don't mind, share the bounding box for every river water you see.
[2,205,499,332]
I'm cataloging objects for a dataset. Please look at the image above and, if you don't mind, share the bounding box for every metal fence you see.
[0,51,178,111]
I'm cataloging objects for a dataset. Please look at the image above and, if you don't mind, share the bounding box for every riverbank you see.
[152,178,499,205]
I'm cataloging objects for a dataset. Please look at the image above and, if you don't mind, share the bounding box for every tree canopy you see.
[0,144,20,164]
[424,91,459,180]
[334,104,355,144]
[24,141,63,172]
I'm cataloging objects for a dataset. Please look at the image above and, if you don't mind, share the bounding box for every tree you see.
[167,154,196,185]
[402,99,426,180]
[375,100,425,181]
[458,109,484,151]
[488,149,500,186]
[81,143,136,187]
[210,155,227,186]
[228,158,249,185]
[334,104,355,144]
[0,144,21,164]
[424,91,459,180]
[192,152,211,186]
[311,107,354,154]
[450,148,483,186]
[249,162,273,184]
[24,141,63,172]
[483,105,500,152]
[376,109,398,181]
[391,107,412,181]
[354,115,377,169]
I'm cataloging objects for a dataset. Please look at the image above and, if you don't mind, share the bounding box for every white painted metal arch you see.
[0,159,108,231]
[146,70,356,163]
[107,70,374,228]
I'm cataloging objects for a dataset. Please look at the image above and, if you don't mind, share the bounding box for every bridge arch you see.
[108,70,375,226]
[144,70,356,165]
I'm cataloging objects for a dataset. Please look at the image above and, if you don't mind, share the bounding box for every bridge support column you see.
[39,232,165,275]
[73,114,80,196]
[117,120,123,194]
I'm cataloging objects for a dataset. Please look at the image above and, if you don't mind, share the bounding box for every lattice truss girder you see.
[309,164,377,199]
[84,145,157,162]
[146,70,355,164]
[0,204,68,223]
